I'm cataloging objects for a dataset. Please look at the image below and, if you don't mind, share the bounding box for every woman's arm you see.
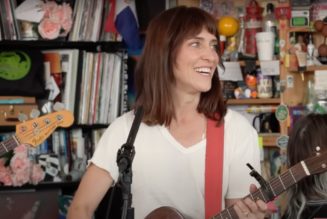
[67,164,114,219]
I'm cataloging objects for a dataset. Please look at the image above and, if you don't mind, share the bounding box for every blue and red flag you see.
[105,0,143,55]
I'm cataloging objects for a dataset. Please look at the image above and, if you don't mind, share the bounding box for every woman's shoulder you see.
[224,109,256,132]
[106,110,135,132]
[225,109,251,124]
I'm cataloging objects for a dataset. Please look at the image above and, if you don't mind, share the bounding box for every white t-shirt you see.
[90,109,260,219]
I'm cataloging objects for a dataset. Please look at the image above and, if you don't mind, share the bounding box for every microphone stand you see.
[116,106,144,219]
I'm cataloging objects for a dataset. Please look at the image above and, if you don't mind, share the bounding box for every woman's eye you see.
[211,44,218,50]
[190,42,200,47]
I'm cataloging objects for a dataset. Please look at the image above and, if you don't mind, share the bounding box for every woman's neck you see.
[172,92,200,118]
[168,110,206,148]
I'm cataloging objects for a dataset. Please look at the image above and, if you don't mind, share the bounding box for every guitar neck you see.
[0,135,21,156]
[213,163,308,219]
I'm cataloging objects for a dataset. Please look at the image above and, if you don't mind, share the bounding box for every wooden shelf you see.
[288,27,314,33]
[288,65,327,72]
[0,181,80,191]
[239,60,260,66]
[227,98,280,105]
[259,133,280,147]
[0,40,125,52]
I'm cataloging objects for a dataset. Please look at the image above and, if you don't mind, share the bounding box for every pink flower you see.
[10,154,31,173]
[30,164,45,185]
[61,18,73,34]
[14,144,28,154]
[0,158,7,166]
[0,144,46,187]
[11,169,30,186]
[42,1,58,18]
[38,18,61,40]
[49,3,72,24]
[0,165,12,186]
[38,1,73,39]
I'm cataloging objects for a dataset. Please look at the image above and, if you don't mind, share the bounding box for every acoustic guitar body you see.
[145,206,185,219]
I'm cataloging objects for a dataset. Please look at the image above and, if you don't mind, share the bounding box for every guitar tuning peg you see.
[18,113,28,122]
[53,102,65,112]
[30,109,41,119]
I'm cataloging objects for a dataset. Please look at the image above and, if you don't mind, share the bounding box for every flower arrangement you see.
[0,144,45,186]
[38,1,73,40]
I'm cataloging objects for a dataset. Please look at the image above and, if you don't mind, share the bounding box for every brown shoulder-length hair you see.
[287,113,327,196]
[285,113,327,219]
[134,6,226,126]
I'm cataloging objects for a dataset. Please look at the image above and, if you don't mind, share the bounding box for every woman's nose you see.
[201,47,219,63]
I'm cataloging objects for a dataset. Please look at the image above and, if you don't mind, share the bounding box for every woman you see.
[282,113,327,219]
[68,6,267,219]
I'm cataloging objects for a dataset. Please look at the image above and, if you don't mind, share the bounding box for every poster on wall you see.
[200,0,245,19]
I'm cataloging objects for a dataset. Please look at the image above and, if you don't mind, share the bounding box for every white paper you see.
[44,62,52,89]
[218,62,243,81]
[315,70,327,90]
[15,0,44,23]
[260,60,280,76]
[48,76,60,101]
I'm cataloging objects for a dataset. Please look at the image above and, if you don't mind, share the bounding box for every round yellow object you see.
[217,16,239,37]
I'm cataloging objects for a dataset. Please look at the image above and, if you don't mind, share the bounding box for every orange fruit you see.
[217,16,239,37]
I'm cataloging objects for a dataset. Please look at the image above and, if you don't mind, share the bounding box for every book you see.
[43,49,79,113]
[42,52,63,102]
[0,96,36,104]
[108,53,122,123]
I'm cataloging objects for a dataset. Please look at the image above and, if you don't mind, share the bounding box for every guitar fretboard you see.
[213,163,307,219]
[0,135,21,156]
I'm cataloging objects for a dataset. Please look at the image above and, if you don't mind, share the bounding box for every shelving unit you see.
[226,55,282,147]
[0,39,127,213]
[279,19,327,107]
[227,98,281,147]
[227,98,280,105]
[0,40,124,52]
[259,133,280,147]
[0,1,132,218]
[0,180,80,193]
[288,64,327,72]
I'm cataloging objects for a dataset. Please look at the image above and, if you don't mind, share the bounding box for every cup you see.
[252,113,280,133]
[257,71,273,99]
[255,32,275,61]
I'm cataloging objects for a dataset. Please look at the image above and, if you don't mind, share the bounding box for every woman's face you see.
[173,28,219,94]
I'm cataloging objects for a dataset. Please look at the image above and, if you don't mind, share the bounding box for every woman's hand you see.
[233,184,268,219]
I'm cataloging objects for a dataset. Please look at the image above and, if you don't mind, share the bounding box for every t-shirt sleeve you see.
[88,114,129,182]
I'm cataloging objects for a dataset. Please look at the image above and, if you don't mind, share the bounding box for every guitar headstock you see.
[15,110,74,147]
[305,147,327,175]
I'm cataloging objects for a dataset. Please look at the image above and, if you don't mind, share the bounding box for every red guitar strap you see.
[205,119,224,219]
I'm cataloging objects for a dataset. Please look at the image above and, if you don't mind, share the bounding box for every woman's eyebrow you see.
[189,36,218,43]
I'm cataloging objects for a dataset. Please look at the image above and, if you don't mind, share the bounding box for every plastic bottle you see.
[307,34,315,65]
[262,3,279,55]
[237,12,246,55]
[257,69,273,99]
[244,0,263,58]
[263,3,277,33]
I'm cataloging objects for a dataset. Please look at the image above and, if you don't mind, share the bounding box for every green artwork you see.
[276,135,289,149]
[275,104,289,122]
[0,51,31,80]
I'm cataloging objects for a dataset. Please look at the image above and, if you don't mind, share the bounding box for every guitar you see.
[146,149,327,219]
[0,110,74,157]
